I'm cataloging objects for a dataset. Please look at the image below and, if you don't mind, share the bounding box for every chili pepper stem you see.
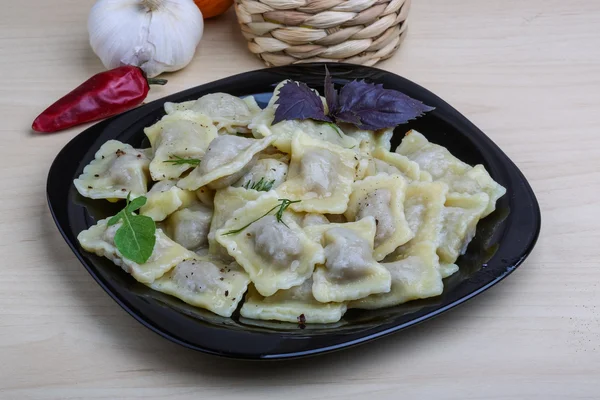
[147,78,168,85]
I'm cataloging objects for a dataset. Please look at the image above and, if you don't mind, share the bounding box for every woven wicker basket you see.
[234,0,410,67]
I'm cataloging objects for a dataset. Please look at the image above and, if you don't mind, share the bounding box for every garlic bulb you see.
[88,0,204,78]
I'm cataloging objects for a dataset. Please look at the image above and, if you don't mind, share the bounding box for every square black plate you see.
[47,63,541,359]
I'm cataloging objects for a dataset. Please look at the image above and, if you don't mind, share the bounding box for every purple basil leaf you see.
[334,110,361,126]
[273,81,331,124]
[324,66,338,115]
[337,80,435,130]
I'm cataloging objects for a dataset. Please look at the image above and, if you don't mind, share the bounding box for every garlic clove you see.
[88,0,204,78]
[144,2,204,77]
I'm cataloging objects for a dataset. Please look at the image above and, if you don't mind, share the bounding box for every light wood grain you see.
[1,0,599,399]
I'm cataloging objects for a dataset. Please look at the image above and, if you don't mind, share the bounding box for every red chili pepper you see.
[32,66,167,133]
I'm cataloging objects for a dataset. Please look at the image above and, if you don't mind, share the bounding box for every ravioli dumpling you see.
[216,192,325,297]
[306,218,392,303]
[207,187,261,260]
[144,111,218,181]
[371,147,427,182]
[438,192,489,264]
[350,242,443,309]
[165,93,261,135]
[386,181,453,281]
[150,257,250,317]
[339,124,393,153]
[249,81,358,153]
[140,180,196,221]
[240,280,347,324]
[177,135,275,191]
[352,183,447,309]
[396,130,505,217]
[77,218,196,284]
[74,140,150,200]
[345,175,414,261]
[276,132,358,214]
[439,263,460,279]
[233,157,289,190]
[163,202,213,251]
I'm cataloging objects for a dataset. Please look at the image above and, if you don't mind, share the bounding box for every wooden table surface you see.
[2,0,599,398]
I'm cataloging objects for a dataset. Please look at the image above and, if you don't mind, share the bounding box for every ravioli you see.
[345,174,414,261]
[350,242,443,309]
[240,280,347,324]
[371,147,424,182]
[177,135,275,191]
[144,110,218,181]
[396,130,505,217]
[140,180,196,221]
[207,187,261,260]
[305,218,392,303]
[216,192,325,297]
[339,124,393,153]
[77,218,196,284]
[438,192,489,264]
[165,93,260,135]
[249,81,358,153]
[385,181,455,280]
[163,202,213,251]
[439,263,460,279]
[276,132,358,214]
[74,140,150,200]
[233,157,289,190]
[150,256,250,317]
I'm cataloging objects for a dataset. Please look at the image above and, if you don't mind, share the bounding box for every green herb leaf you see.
[163,155,201,166]
[325,122,343,138]
[127,196,147,212]
[243,177,276,192]
[107,193,156,264]
[222,198,301,236]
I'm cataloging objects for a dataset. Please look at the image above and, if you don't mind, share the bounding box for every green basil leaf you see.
[113,214,156,264]
[126,196,147,213]
[107,211,124,226]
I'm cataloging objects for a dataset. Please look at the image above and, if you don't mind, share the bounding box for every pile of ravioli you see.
[76,81,506,324]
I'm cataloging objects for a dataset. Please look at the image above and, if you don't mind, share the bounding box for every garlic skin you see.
[88,0,204,78]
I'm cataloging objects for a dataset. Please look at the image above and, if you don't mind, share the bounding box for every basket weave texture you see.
[234,0,411,67]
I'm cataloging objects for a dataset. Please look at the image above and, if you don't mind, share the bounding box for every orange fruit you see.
[194,0,234,19]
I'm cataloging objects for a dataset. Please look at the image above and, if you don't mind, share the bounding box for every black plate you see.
[47,63,541,359]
